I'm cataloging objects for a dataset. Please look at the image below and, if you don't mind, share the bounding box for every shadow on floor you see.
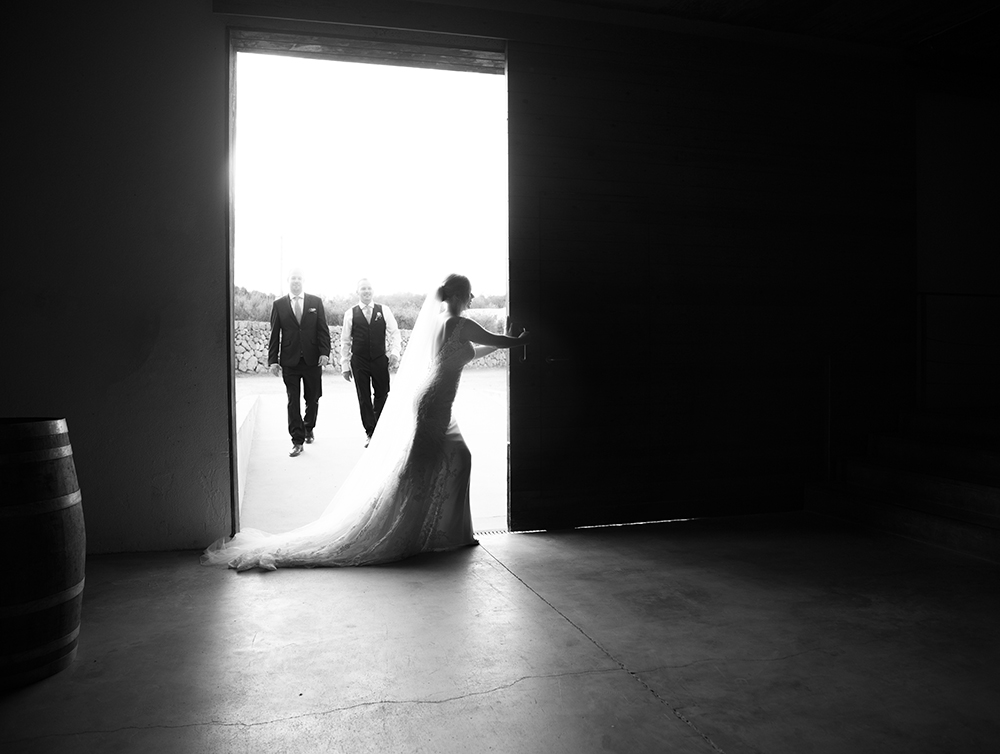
[2,513,998,753]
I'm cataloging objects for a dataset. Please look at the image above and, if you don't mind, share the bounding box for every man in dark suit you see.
[268,269,331,457]
[340,278,401,447]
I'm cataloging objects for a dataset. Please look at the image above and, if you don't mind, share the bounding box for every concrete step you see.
[867,433,1000,486]
[838,458,1000,529]
[805,483,1000,563]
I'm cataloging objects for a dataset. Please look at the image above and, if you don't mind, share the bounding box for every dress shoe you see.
[289,444,303,457]
[364,434,372,448]
[305,430,315,444]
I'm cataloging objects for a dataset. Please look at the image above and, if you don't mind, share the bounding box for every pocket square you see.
[308,308,317,313]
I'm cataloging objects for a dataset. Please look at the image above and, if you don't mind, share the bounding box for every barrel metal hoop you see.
[0,579,86,618]
[0,650,78,688]
[0,419,68,437]
[0,490,82,518]
[0,627,81,664]
[0,445,74,466]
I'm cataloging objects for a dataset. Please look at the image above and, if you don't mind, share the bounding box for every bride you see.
[202,274,529,570]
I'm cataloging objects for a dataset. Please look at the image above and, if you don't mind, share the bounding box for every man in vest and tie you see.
[268,269,332,457]
[341,278,401,447]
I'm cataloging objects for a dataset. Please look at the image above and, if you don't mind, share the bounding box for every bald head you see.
[288,269,304,296]
[356,278,373,305]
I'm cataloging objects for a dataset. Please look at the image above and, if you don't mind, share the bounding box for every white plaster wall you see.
[6,1,232,552]
[235,396,260,515]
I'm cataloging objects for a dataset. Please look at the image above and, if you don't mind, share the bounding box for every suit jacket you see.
[268,293,332,368]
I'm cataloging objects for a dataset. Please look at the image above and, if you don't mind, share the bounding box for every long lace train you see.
[202,291,478,570]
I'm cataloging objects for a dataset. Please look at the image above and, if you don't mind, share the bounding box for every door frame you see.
[223,23,510,536]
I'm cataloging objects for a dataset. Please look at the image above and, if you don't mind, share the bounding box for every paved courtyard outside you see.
[235,368,508,534]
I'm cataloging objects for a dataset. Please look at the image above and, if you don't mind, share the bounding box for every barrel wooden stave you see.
[0,418,86,690]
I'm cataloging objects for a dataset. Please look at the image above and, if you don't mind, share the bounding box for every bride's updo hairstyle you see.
[437,274,472,315]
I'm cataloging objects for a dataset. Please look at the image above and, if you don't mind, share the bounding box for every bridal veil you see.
[202,282,449,569]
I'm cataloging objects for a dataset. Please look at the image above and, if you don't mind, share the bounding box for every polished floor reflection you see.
[2,513,998,753]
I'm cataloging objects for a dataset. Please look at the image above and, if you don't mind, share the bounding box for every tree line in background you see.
[234,286,507,330]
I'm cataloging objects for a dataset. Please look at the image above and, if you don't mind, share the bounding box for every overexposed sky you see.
[235,52,509,298]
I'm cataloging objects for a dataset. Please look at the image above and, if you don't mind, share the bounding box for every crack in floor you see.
[633,644,848,673]
[5,668,619,743]
[478,544,726,753]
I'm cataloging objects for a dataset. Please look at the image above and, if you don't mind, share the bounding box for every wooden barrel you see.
[0,418,86,690]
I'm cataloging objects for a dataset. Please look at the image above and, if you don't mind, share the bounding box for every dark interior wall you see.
[7,2,233,552]
[917,92,999,293]
[7,0,922,552]
[915,91,1000,408]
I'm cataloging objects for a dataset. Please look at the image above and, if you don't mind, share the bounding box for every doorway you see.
[228,37,509,535]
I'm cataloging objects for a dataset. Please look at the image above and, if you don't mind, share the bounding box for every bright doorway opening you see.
[231,51,509,535]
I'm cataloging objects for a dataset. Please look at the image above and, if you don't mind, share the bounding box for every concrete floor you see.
[2,513,998,753]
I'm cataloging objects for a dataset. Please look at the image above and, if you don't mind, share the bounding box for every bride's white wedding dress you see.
[202,305,480,571]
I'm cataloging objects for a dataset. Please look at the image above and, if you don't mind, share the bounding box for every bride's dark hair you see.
[437,274,472,314]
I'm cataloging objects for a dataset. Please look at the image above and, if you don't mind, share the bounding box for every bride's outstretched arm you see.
[462,318,529,349]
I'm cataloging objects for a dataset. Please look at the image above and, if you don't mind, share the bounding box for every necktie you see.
[363,305,372,323]
[294,296,302,323]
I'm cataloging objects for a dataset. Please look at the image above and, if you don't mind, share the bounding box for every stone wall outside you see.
[234,321,508,373]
